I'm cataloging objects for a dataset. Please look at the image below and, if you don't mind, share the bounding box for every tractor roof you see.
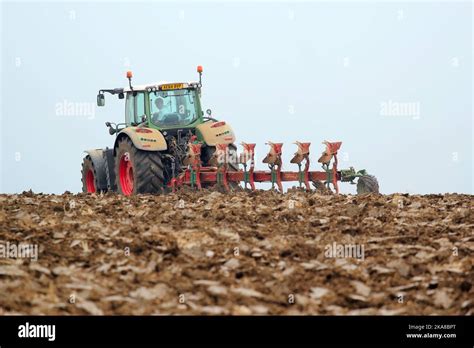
[124,81,199,92]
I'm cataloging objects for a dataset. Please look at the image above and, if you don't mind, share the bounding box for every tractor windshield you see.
[150,89,199,128]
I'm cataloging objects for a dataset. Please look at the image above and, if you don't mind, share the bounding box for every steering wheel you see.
[160,112,183,125]
[151,112,160,124]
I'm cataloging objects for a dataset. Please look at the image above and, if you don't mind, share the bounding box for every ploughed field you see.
[0,190,472,315]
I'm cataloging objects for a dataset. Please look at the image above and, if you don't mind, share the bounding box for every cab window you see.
[125,92,146,125]
[135,93,145,122]
[150,89,198,128]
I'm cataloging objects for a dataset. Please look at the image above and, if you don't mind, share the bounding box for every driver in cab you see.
[151,97,165,124]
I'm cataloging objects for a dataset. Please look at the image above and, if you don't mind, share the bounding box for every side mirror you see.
[206,109,212,116]
[105,121,117,135]
[118,93,124,99]
[97,94,105,107]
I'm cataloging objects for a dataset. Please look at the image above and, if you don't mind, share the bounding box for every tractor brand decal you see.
[140,137,157,143]
[215,130,230,137]
[160,83,185,91]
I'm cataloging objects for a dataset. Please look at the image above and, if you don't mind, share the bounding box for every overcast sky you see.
[1,1,472,194]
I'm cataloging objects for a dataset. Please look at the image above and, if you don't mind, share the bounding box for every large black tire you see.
[115,137,165,195]
[201,144,240,190]
[357,175,379,194]
[81,155,102,193]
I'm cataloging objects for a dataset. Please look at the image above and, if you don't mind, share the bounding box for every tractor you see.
[81,66,379,195]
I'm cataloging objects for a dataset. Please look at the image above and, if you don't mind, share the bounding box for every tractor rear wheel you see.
[81,155,101,193]
[115,137,165,195]
[357,175,379,194]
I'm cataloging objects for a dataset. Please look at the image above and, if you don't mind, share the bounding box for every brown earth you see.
[0,190,472,315]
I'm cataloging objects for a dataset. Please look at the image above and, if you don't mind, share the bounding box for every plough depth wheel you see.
[356,175,379,194]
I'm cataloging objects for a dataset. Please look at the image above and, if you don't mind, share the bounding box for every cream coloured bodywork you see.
[115,127,167,151]
[196,121,236,146]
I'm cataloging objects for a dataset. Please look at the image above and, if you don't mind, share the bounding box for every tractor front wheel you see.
[81,155,100,193]
[357,175,379,194]
[115,137,165,195]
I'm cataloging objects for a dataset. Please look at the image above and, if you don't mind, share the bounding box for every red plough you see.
[169,139,378,194]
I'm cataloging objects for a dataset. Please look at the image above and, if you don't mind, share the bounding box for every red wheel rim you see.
[85,169,96,193]
[119,152,134,195]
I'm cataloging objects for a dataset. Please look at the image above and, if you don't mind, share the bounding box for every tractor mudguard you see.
[84,149,109,192]
[114,127,167,152]
[196,121,236,146]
